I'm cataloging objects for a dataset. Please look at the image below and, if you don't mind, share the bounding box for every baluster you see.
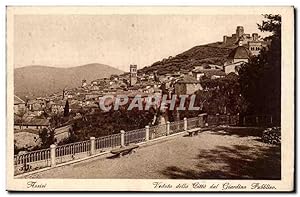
[56,148,59,157]
[70,145,73,155]
[20,155,23,165]
[37,152,40,161]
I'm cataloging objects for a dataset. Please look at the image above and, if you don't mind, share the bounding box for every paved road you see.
[24,128,280,179]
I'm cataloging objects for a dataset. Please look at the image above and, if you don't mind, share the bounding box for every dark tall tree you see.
[239,14,281,123]
[39,128,55,148]
[64,99,70,117]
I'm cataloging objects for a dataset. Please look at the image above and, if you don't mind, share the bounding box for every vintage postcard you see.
[6,6,294,192]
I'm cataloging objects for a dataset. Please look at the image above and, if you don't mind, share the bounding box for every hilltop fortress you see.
[223,26,268,56]
[223,26,258,45]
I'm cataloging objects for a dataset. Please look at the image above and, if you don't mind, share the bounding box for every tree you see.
[239,14,281,123]
[64,100,69,117]
[15,108,27,129]
[14,140,19,154]
[193,74,241,115]
[39,128,55,148]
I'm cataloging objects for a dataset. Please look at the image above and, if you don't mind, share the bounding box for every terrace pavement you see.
[23,127,281,179]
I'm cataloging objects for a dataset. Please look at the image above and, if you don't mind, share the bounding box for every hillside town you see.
[14,26,269,152]
[9,10,288,185]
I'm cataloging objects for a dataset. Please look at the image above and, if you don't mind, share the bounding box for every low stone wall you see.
[56,151,91,164]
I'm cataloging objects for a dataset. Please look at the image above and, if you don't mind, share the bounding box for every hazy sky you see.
[14,14,270,71]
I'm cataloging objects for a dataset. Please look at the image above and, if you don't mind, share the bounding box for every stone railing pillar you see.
[90,137,95,155]
[120,130,125,147]
[166,121,170,136]
[145,126,150,141]
[198,114,203,127]
[184,117,187,131]
[50,144,56,167]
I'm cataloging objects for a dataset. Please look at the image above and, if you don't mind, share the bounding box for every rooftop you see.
[228,46,252,60]
[177,75,200,84]
[14,95,25,105]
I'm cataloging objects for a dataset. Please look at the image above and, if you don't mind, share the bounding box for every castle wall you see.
[223,36,237,45]
[222,26,262,48]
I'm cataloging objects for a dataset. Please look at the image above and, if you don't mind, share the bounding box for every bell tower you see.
[130,64,137,86]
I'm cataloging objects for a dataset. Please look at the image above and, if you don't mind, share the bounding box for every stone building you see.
[174,75,203,95]
[82,79,87,88]
[224,40,252,74]
[14,95,26,114]
[248,39,268,56]
[192,68,226,80]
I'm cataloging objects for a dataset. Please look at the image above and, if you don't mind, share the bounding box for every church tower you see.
[130,64,137,86]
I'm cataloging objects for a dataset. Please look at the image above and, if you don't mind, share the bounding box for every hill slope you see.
[140,43,232,74]
[14,63,123,98]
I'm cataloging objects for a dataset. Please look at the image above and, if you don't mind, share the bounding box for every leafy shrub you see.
[261,127,281,145]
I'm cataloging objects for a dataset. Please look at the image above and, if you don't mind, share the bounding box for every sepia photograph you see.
[6,6,294,192]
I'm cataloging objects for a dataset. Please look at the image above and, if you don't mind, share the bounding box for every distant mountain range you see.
[14,63,123,99]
